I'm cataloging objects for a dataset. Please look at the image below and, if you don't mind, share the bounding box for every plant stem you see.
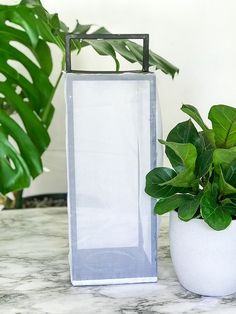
[15,190,23,209]
[41,70,64,124]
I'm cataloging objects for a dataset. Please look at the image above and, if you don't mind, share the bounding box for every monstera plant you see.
[0,0,178,207]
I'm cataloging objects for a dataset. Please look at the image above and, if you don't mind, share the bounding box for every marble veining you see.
[0,208,236,314]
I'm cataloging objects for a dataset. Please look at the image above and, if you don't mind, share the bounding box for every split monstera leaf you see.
[0,0,178,202]
[145,104,236,230]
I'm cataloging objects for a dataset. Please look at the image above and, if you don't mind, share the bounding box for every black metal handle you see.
[65,33,149,73]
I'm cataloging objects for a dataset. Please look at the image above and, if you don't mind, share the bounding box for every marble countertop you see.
[1,207,236,314]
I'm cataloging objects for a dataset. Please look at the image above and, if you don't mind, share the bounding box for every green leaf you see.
[0,1,60,194]
[0,58,41,112]
[154,194,185,215]
[165,120,200,172]
[36,18,64,50]
[178,192,203,221]
[221,203,236,216]
[159,141,197,187]
[225,160,236,187]
[208,104,236,148]
[181,104,215,147]
[164,119,213,181]
[72,20,92,34]
[200,187,232,230]
[49,13,61,31]
[195,149,213,178]
[160,141,197,173]
[0,130,31,194]
[225,194,236,215]
[0,110,42,178]
[213,147,236,174]
[108,40,137,63]
[194,131,214,178]
[154,192,203,218]
[83,25,179,76]
[34,40,53,76]
[181,104,209,132]
[148,50,179,79]
[0,83,50,154]
[126,41,179,78]
[20,0,42,7]
[145,167,189,198]
[219,166,236,195]
[10,7,39,48]
[198,131,215,151]
[48,13,68,33]
[0,34,55,113]
[85,39,120,71]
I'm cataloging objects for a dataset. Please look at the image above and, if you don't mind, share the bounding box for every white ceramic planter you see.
[169,210,236,296]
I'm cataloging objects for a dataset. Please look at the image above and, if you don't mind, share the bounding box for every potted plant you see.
[0,0,178,208]
[145,104,236,296]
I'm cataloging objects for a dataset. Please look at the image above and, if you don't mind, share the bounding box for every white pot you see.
[169,210,236,296]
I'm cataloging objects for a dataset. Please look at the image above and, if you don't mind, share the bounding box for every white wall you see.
[13,0,236,195]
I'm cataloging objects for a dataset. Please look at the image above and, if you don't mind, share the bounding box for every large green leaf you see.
[0,130,30,194]
[0,84,50,154]
[11,6,39,48]
[162,118,213,179]
[0,110,42,178]
[154,192,202,218]
[181,104,215,147]
[209,105,236,148]
[125,41,179,78]
[145,167,189,198]
[154,194,185,215]
[200,186,232,230]
[72,20,92,35]
[213,148,236,174]
[178,192,203,221]
[225,160,236,187]
[0,1,57,193]
[34,40,53,76]
[194,131,214,178]
[198,131,215,152]
[220,202,236,216]
[85,39,120,71]
[195,150,213,178]
[181,104,209,132]
[165,120,200,172]
[219,166,236,195]
[159,141,197,187]
[108,40,138,63]
[69,26,179,77]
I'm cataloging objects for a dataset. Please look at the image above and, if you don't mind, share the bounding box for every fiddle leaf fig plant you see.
[145,104,236,231]
[0,0,178,206]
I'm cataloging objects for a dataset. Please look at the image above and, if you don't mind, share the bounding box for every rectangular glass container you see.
[65,72,161,285]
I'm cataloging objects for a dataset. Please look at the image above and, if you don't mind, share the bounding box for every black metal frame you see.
[65,33,149,73]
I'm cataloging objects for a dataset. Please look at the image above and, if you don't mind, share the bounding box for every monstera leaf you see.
[0,1,55,194]
[0,0,179,198]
